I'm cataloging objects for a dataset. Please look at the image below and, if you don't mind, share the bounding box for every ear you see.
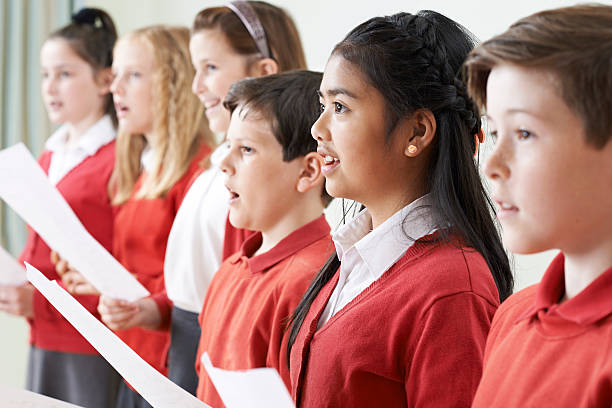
[296,152,324,194]
[403,109,436,158]
[248,58,279,77]
[95,67,114,96]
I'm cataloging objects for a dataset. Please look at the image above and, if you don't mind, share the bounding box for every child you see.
[286,11,514,407]
[163,1,306,395]
[194,70,333,407]
[60,25,215,408]
[0,8,120,408]
[464,5,612,407]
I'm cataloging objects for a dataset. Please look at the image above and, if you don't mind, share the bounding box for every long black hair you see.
[287,10,513,363]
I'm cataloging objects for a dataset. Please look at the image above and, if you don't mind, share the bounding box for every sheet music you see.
[0,143,148,301]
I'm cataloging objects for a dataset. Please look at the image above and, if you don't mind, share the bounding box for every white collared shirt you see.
[164,142,231,313]
[45,115,116,185]
[317,194,438,328]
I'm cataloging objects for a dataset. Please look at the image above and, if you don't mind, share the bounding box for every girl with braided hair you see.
[0,8,121,407]
[286,10,512,407]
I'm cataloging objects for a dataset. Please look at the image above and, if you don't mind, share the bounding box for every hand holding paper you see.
[98,295,162,331]
[0,245,26,286]
[0,282,34,318]
[51,251,99,296]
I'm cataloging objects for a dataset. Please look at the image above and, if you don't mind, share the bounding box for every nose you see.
[483,138,511,181]
[43,75,57,95]
[218,144,235,176]
[192,70,206,96]
[110,74,122,96]
[311,110,330,142]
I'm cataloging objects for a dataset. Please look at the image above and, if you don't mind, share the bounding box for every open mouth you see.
[48,101,63,111]
[115,102,129,117]
[320,152,341,176]
[495,199,519,217]
[226,185,240,203]
[203,98,221,113]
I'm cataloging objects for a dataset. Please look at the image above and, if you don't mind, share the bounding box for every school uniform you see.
[19,115,120,408]
[163,142,252,395]
[112,143,211,407]
[472,253,612,407]
[195,215,333,408]
[289,195,500,408]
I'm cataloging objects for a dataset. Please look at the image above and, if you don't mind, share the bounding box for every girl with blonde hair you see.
[59,24,214,408]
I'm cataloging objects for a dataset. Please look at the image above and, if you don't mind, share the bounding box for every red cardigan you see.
[290,235,500,408]
[19,141,116,354]
[472,253,612,407]
[195,216,333,407]
[113,144,210,377]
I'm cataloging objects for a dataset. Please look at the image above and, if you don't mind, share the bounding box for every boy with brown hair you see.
[465,5,612,407]
[194,70,333,407]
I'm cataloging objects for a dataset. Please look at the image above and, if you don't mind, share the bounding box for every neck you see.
[365,188,424,229]
[66,111,104,146]
[255,199,324,256]
[562,238,612,301]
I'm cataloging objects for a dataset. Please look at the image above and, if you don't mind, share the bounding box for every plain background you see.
[2,0,607,391]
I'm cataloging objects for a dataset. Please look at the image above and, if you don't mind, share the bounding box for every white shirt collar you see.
[45,115,115,155]
[333,194,438,280]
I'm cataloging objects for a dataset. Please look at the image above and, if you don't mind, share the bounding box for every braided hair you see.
[287,11,513,364]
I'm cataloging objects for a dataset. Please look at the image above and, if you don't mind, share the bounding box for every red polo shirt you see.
[195,215,333,408]
[473,253,612,407]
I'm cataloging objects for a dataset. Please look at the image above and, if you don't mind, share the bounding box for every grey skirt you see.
[27,346,120,408]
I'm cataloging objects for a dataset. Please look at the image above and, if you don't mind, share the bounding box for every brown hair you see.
[109,26,216,204]
[50,8,118,126]
[224,70,332,206]
[464,4,612,149]
[192,1,306,71]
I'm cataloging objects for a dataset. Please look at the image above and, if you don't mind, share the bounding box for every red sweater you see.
[113,144,210,377]
[195,216,333,408]
[473,253,612,407]
[290,235,500,408]
[19,141,116,354]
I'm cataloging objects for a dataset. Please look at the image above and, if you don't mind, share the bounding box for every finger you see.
[55,259,71,277]
[100,308,138,329]
[71,282,99,296]
[50,251,59,264]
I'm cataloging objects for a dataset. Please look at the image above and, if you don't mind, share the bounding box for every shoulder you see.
[493,284,537,326]
[275,236,333,293]
[390,240,500,307]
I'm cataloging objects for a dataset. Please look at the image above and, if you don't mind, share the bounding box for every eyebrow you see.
[486,108,544,120]
[317,87,358,99]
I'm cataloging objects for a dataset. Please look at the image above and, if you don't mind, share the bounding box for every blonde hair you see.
[109,25,215,204]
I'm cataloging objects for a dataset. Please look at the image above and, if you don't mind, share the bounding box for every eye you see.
[41,71,49,79]
[129,71,141,79]
[489,130,498,144]
[240,146,253,154]
[319,103,325,114]
[60,71,71,78]
[517,128,533,140]
[206,63,218,72]
[334,102,347,114]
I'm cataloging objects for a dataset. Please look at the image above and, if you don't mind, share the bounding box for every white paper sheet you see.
[202,353,296,408]
[0,383,84,407]
[0,143,148,301]
[0,246,26,286]
[25,263,210,408]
